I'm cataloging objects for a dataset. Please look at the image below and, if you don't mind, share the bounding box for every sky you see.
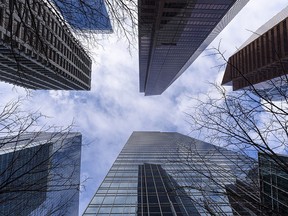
[0,0,287,215]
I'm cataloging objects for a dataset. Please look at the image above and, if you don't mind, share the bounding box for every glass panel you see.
[91,196,104,204]
[103,196,115,204]
[85,207,99,214]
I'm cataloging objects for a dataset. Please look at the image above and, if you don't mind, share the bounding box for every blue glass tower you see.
[0,132,82,216]
[52,0,112,32]
[83,131,254,215]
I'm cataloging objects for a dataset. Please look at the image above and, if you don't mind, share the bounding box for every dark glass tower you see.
[0,132,82,216]
[259,153,288,215]
[83,131,254,215]
[137,163,200,215]
[138,0,249,95]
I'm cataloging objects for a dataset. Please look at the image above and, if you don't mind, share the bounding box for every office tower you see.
[225,170,262,215]
[224,152,288,216]
[0,0,92,90]
[222,6,288,100]
[138,0,249,96]
[52,0,112,32]
[83,131,254,215]
[0,132,82,216]
[258,152,288,215]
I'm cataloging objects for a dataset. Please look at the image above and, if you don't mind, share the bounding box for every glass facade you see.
[0,136,51,215]
[83,131,254,215]
[259,153,288,215]
[52,0,112,32]
[137,163,200,215]
[0,132,82,216]
[139,0,249,95]
[251,80,288,101]
[225,175,261,215]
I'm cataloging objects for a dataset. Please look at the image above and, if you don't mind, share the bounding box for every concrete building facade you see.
[0,0,92,90]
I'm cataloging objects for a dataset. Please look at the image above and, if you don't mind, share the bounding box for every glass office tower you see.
[52,0,112,32]
[259,153,288,214]
[0,132,82,216]
[139,0,249,95]
[0,133,51,215]
[83,131,255,215]
[224,152,288,216]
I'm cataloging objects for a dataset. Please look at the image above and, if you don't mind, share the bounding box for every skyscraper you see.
[52,0,112,32]
[258,152,288,215]
[222,6,288,100]
[0,0,92,90]
[83,131,254,215]
[0,132,82,216]
[225,152,288,216]
[225,169,262,215]
[138,0,249,96]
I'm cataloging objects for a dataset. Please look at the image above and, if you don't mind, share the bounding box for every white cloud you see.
[0,0,286,214]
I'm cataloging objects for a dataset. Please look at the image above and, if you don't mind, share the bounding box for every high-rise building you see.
[0,0,92,90]
[83,131,254,215]
[52,0,112,32]
[222,152,288,216]
[225,170,262,215]
[138,0,249,96]
[258,152,288,215]
[0,132,82,216]
[222,6,288,100]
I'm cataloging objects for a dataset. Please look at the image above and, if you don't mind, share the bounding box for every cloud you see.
[0,0,286,214]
